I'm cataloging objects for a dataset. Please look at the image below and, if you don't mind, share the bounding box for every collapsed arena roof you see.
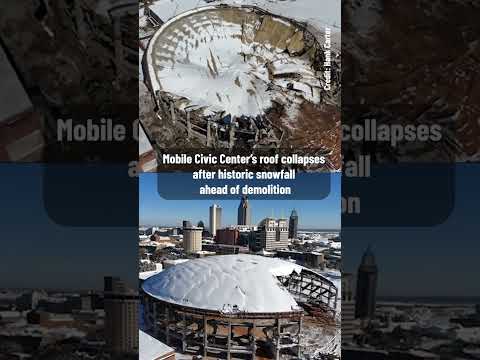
[141,4,338,151]
[145,5,322,118]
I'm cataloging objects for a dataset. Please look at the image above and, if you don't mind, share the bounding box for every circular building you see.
[143,5,325,148]
[141,254,337,359]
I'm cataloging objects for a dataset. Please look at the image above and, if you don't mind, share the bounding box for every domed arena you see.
[141,254,338,359]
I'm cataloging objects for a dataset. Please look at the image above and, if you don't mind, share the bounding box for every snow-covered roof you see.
[140,330,175,360]
[142,254,305,313]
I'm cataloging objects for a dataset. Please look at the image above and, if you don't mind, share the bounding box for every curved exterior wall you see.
[141,294,303,360]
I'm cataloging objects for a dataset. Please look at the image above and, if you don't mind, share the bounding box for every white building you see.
[209,203,222,237]
[255,217,289,251]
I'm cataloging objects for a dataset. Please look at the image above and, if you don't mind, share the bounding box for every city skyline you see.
[139,173,341,230]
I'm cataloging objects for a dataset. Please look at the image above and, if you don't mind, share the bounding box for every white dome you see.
[142,254,305,313]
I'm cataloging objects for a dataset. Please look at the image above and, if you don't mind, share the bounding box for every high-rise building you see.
[255,217,289,251]
[104,277,139,354]
[209,204,222,237]
[183,226,203,253]
[216,228,240,246]
[355,246,378,319]
[237,196,251,225]
[288,209,298,239]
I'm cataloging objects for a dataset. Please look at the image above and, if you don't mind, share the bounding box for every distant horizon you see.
[139,224,341,231]
[139,173,341,230]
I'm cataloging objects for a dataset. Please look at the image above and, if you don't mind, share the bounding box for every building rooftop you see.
[142,254,306,313]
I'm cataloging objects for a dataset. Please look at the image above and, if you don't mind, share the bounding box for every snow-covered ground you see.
[296,230,340,247]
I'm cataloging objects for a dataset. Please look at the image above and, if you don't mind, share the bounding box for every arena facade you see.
[141,255,338,359]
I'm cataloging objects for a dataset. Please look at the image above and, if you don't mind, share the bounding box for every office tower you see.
[355,246,378,319]
[288,209,298,239]
[104,277,139,354]
[216,228,240,246]
[237,196,251,225]
[182,220,192,228]
[183,226,203,253]
[209,204,222,237]
[255,218,289,251]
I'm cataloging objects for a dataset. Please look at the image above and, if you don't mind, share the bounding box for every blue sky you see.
[139,173,341,229]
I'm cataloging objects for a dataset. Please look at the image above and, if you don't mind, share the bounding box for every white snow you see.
[139,121,153,155]
[139,48,144,82]
[139,263,163,281]
[330,241,341,249]
[142,254,305,313]
[140,330,175,360]
[149,0,341,31]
